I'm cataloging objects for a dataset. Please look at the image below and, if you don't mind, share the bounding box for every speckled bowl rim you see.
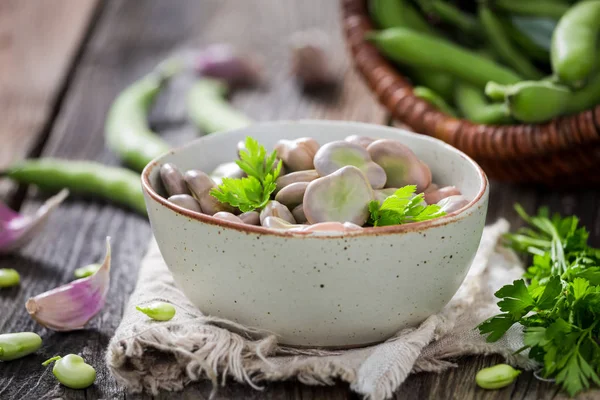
[141,120,489,238]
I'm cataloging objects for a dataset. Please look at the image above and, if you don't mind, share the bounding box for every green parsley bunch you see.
[210,137,282,212]
[479,205,600,396]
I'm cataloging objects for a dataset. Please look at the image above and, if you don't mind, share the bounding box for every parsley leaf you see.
[210,137,282,212]
[368,185,446,226]
[478,205,600,396]
[495,279,535,316]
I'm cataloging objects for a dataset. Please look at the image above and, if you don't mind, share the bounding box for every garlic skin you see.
[289,30,336,87]
[194,43,263,87]
[26,237,111,331]
[0,189,69,254]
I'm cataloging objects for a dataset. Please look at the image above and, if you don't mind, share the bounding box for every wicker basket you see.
[341,0,600,185]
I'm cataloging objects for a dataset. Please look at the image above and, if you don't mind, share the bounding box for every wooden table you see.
[0,1,598,399]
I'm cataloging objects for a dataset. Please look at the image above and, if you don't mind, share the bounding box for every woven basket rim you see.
[341,0,600,163]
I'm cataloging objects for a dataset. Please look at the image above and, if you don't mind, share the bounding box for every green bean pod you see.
[187,79,252,134]
[367,28,522,89]
[1,159,147,215]
[454,82,511,124]
[563,72,600,114]
[0,332,42,361]
[479,6,543,80]
[551,0,600,87]
[501,17,550,63]
[370,0,434,33]
[495,0,570,19]
[407,68,454,102]
[370,0,456,103]
[486,80,571,123]
[105,60,180,172]
[413,86,456,116]
[418,0,479,36]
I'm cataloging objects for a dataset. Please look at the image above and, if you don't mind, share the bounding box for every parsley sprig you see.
[368,185,446,226]
[478,205,600,396]
[210,137,282,212]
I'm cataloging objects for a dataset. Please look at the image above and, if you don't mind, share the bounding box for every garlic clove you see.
[194,43,264,87]
[289,30,336,88]
[25,237,111,331]
[0,189,69,254]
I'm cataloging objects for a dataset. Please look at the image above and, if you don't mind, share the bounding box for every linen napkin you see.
[106,219,538,399]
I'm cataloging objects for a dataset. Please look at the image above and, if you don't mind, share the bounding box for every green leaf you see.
[211,137,281,212]
[571,278,590,301]
[523,326,547,348]
[536,276,562,310]
[478,313,518,342]
[495,280,535,315]
[368,185,446,227]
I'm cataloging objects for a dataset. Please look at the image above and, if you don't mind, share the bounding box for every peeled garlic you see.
[26,237,111,331]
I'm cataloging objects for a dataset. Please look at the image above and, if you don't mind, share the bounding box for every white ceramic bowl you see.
[142,120,489,348]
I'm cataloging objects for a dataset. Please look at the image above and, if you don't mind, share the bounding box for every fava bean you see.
[0,332,42,361]
[200,191,235,215]
[299,221,363,233]
[275,170,319,193]
[213,211,245,224]
[168,194,202,213]
[303,166,374,225]
[262,216,297,230]
[43,354,97,389]
[292,204,307,224]
[424,186,461,204]
[74,264,101,279]
[260,201,296,225]
[275,182,308,209]
[367,28,521,89]
[184,170,216,199]
[239,211,260,225]
[476,364,521,390]
[160,163,189,196]
[367,139,431,192]
[314,141,387,189]
[211,162,246,181]
[438,195,469,213]
[0,268,20,288]
[136,301,176,321]
[275,138,320,172]
[344,135,376,149]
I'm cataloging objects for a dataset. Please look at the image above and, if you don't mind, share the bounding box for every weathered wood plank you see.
[1,0,599,399]
[0,0,381,399]
[0,0,101,199]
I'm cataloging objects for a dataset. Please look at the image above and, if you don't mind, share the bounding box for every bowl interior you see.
[146,120,486,208]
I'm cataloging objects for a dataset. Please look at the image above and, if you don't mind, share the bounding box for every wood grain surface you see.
[0,1,598,399]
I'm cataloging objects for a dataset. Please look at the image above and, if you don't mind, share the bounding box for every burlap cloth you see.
[106,219,538,399]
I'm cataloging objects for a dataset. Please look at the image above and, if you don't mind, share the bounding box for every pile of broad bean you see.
[159,135,469,232]
[368,0,600,124]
